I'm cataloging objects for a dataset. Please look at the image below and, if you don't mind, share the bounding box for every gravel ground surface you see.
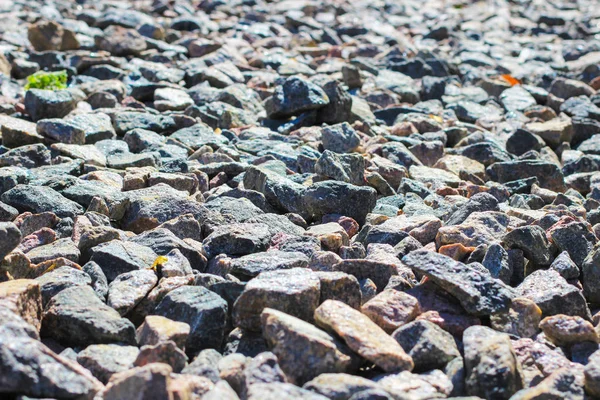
[2,0,600,399]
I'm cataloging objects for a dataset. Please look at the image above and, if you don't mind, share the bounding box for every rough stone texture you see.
[41,285,136,347]
[107,269,158,316]
[261,308,359,385]
[136,315,190,350]
[540,315,598,346]
[314,299,414,372]
[77,344,140,384]
[517,269,591,319]
[463,326,524,399]
[3,1,600,398]
[99,363,173,400]
[233,268,321,331]
[402,250,515,316]
[153,285,228,354]
[361,289,421,333]
[490,298,542,338]
[391,320,460,372]
[0,279,42,330]
[0,335,103,399]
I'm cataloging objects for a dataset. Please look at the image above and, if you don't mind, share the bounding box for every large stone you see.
[361,289,421,333]
[233,268,321,331]
[582,243,600,304]
[153,285,228,354]
[107,269,158,316]
[375,369,453,399]
[302,373,380,400]
[27,19,64,51]
[99,363,174,400]
[314,299,414,372]
[77,344,140,384]
[95,25,147,56]
[585,350,600,397]
[0,115,43,148]
[315,271,362,309]
[321,123,361,154]
[487,160,566,192]
[203,222,271,259]
[490,298,542,338]
[137,315,190,350]
[261,308,359,385]
[391,319,460,372]
[463,326,524,399]
[0,335,103,399]
[37,118,86,145]
[228,250,309,279]
[512,366,584,400]
[539,314,598,346]
[402,250,514,316]
[41,285,136,347]
[2,185,84,219]
[24,89,77,122]
[266,77,329,119]
[525,116,574,147]
[35,265,92,306]
[517,269,591,319]
[302,181,377,225]
[503,225,553,266]
[89,240,158,282]
[0,221,21,260]
[549,220,596,268]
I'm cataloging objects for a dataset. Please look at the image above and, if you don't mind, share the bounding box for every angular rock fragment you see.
[41,285,136,347]
[0,335,103,398]
[315,300,414,372]
[261,308,359,384]
[402,250,514,316]
[153,286,228,354]
[233,268,320,331]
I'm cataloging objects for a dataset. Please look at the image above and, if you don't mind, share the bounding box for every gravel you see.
[2,0,600,398]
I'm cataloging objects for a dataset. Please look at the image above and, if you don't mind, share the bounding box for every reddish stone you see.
[438,243,475,261]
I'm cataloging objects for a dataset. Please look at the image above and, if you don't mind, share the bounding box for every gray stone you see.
[261,308,359,385]
[0,222,21,260]
[41,285,136,347]
[517,269,591,319]
[550,251,580,280]
[87,238,158,281]
[76,344,139,384]
[233,268,321,331]
[321,123,361,154]
[107,269,158,316]
[266,77,329,119]
[229,250,309,279]
[2,185,84,219]
[303,373,380,400]
[392,320,460,372]
[24,89,77,122]
[35,266,92,307]
[463,326,523,399]
[153,285,228,354]
[402,250,514,316]
[0,335,103,398]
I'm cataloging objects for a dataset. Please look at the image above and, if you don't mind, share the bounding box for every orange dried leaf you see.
[501,74,520,86]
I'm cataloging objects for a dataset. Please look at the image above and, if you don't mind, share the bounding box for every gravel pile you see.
[2,0,600,399]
